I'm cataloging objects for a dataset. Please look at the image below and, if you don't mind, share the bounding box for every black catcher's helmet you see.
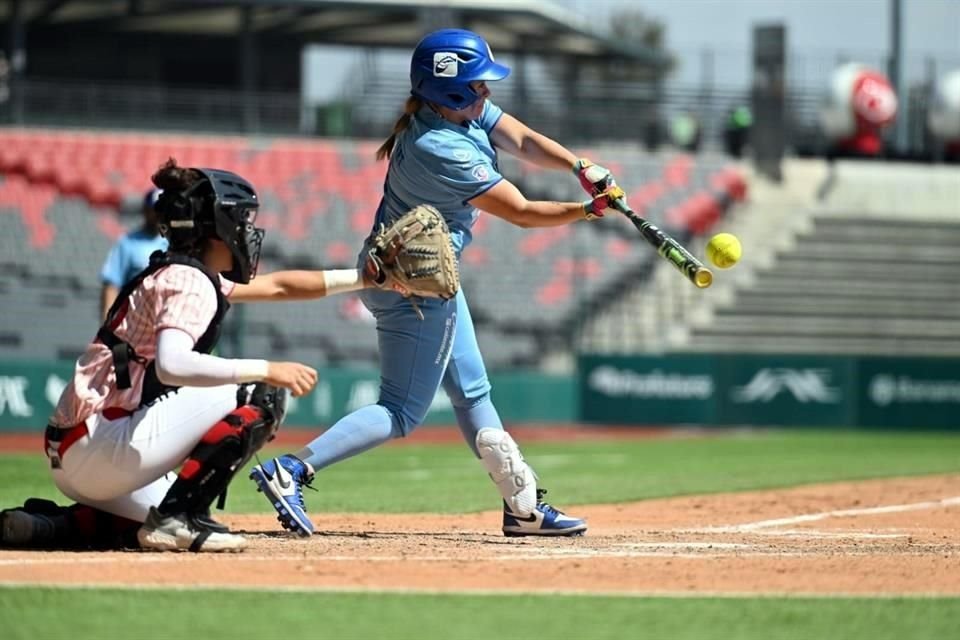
[154,168,264,284]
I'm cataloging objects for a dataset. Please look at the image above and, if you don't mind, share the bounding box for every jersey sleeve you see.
[430,141,503,204]
[478,100,504,134]
[154,267,220,343]
[99,240,129,287]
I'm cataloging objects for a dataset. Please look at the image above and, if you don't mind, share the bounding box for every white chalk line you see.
[734,529,906,539]
[0,545,802,568]
[0,581,954,600]
[685,495,960,534]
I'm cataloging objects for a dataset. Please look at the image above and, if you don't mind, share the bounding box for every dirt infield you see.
[2,473,958,595]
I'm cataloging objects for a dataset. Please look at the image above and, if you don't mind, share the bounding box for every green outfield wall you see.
[580,354,960,429]
[0,360,576,431]
[4,355,957,431]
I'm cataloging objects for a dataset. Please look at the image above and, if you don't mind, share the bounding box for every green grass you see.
[2,429,958,514]
[1,587,959,640]
[3,429,959,640]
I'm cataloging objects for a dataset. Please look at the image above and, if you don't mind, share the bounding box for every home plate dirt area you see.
[2,474,958,596]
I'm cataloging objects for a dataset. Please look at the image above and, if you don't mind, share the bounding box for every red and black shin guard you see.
[157,384,284,517]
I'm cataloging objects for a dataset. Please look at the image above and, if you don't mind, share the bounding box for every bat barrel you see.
[615,199,713,289]
[692,267,713,288]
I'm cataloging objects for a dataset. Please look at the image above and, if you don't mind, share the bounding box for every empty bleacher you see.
[663,160,960,357]
[687,215,960,356]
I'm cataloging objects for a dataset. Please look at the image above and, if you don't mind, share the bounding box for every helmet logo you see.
[433,52,461,78]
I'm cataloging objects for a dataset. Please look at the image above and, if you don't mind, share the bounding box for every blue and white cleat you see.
[502,489,587,537]
[249,455,316,537]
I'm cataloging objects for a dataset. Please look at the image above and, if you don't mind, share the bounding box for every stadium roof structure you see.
[2,0,670,66]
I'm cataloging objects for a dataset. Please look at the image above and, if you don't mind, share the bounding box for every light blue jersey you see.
[100,229,169,287]
[296,99,511,476]
[373,101,504,253]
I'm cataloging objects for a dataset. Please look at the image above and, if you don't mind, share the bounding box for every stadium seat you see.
[0,129,745,367]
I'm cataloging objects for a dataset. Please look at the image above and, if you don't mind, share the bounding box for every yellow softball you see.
[706,233,742,269]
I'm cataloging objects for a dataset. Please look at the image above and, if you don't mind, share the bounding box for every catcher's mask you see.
[155,168,264,284]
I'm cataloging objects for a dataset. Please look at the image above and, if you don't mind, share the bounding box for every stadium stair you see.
[675,160,960,356]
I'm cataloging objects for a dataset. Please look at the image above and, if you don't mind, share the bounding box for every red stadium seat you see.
[536,278,571,306]
[519,227,570,256]
[0,175,57,248]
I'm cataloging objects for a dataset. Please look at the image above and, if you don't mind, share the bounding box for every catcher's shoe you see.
[249,455,316,537]
[1,509,55,546]
[192,509,229,534]
[502,489,587,537]
[137,507,246,552]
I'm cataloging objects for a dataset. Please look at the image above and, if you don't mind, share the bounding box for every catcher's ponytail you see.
[151,158,203,193]
[376,97,422,161]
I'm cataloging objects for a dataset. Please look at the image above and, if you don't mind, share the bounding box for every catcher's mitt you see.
[365,204,460,304]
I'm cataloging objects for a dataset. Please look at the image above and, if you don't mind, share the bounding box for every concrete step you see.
[806,218,960,244]
[704,314,958,338]
[781,243,960,263]
[685,334,960,356]
[748,275,960,298]
[768,257,954,281]
[719,295,960,318]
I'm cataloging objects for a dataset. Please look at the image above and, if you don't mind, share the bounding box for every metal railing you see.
[3,79,304,135]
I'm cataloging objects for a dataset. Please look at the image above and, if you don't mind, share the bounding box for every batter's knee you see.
[382,403,422,438]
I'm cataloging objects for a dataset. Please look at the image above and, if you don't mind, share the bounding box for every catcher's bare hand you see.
[265,361,318,397]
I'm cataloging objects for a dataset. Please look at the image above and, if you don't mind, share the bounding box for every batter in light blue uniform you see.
[251,28,626,538]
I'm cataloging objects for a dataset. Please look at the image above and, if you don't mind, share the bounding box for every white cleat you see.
[502,489,587,537]
[137,506,246,552]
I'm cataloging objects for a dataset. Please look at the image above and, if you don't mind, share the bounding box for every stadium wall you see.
[0,360,575,432]
[581,354,960,429]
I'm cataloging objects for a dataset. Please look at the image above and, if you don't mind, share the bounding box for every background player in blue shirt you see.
[252,28,625,538]
[99,188,169,318]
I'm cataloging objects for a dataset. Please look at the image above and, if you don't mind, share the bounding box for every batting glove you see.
[582,184,626,221]
[573,158,617,196]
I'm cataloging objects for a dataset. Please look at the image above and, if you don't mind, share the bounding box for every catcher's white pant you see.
[50,384,240,522]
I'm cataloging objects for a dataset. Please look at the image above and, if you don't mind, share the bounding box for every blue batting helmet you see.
[410,29,510,110]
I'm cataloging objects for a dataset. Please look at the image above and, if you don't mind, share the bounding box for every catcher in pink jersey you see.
[0,159,372,552]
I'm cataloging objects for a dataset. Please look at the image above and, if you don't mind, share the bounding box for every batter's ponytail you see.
[376,97,422,161]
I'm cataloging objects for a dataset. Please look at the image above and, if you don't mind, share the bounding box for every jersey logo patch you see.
[471,165,490,181]
[434,52,461,77]
[453,149,471,162]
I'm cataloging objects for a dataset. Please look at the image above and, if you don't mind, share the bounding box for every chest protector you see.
[97,252,230,408]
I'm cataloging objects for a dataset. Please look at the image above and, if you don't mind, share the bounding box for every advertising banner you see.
[579,355,717,424]
[714,354,857,426]
[0,360,575,431]
[859,357,960,428]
